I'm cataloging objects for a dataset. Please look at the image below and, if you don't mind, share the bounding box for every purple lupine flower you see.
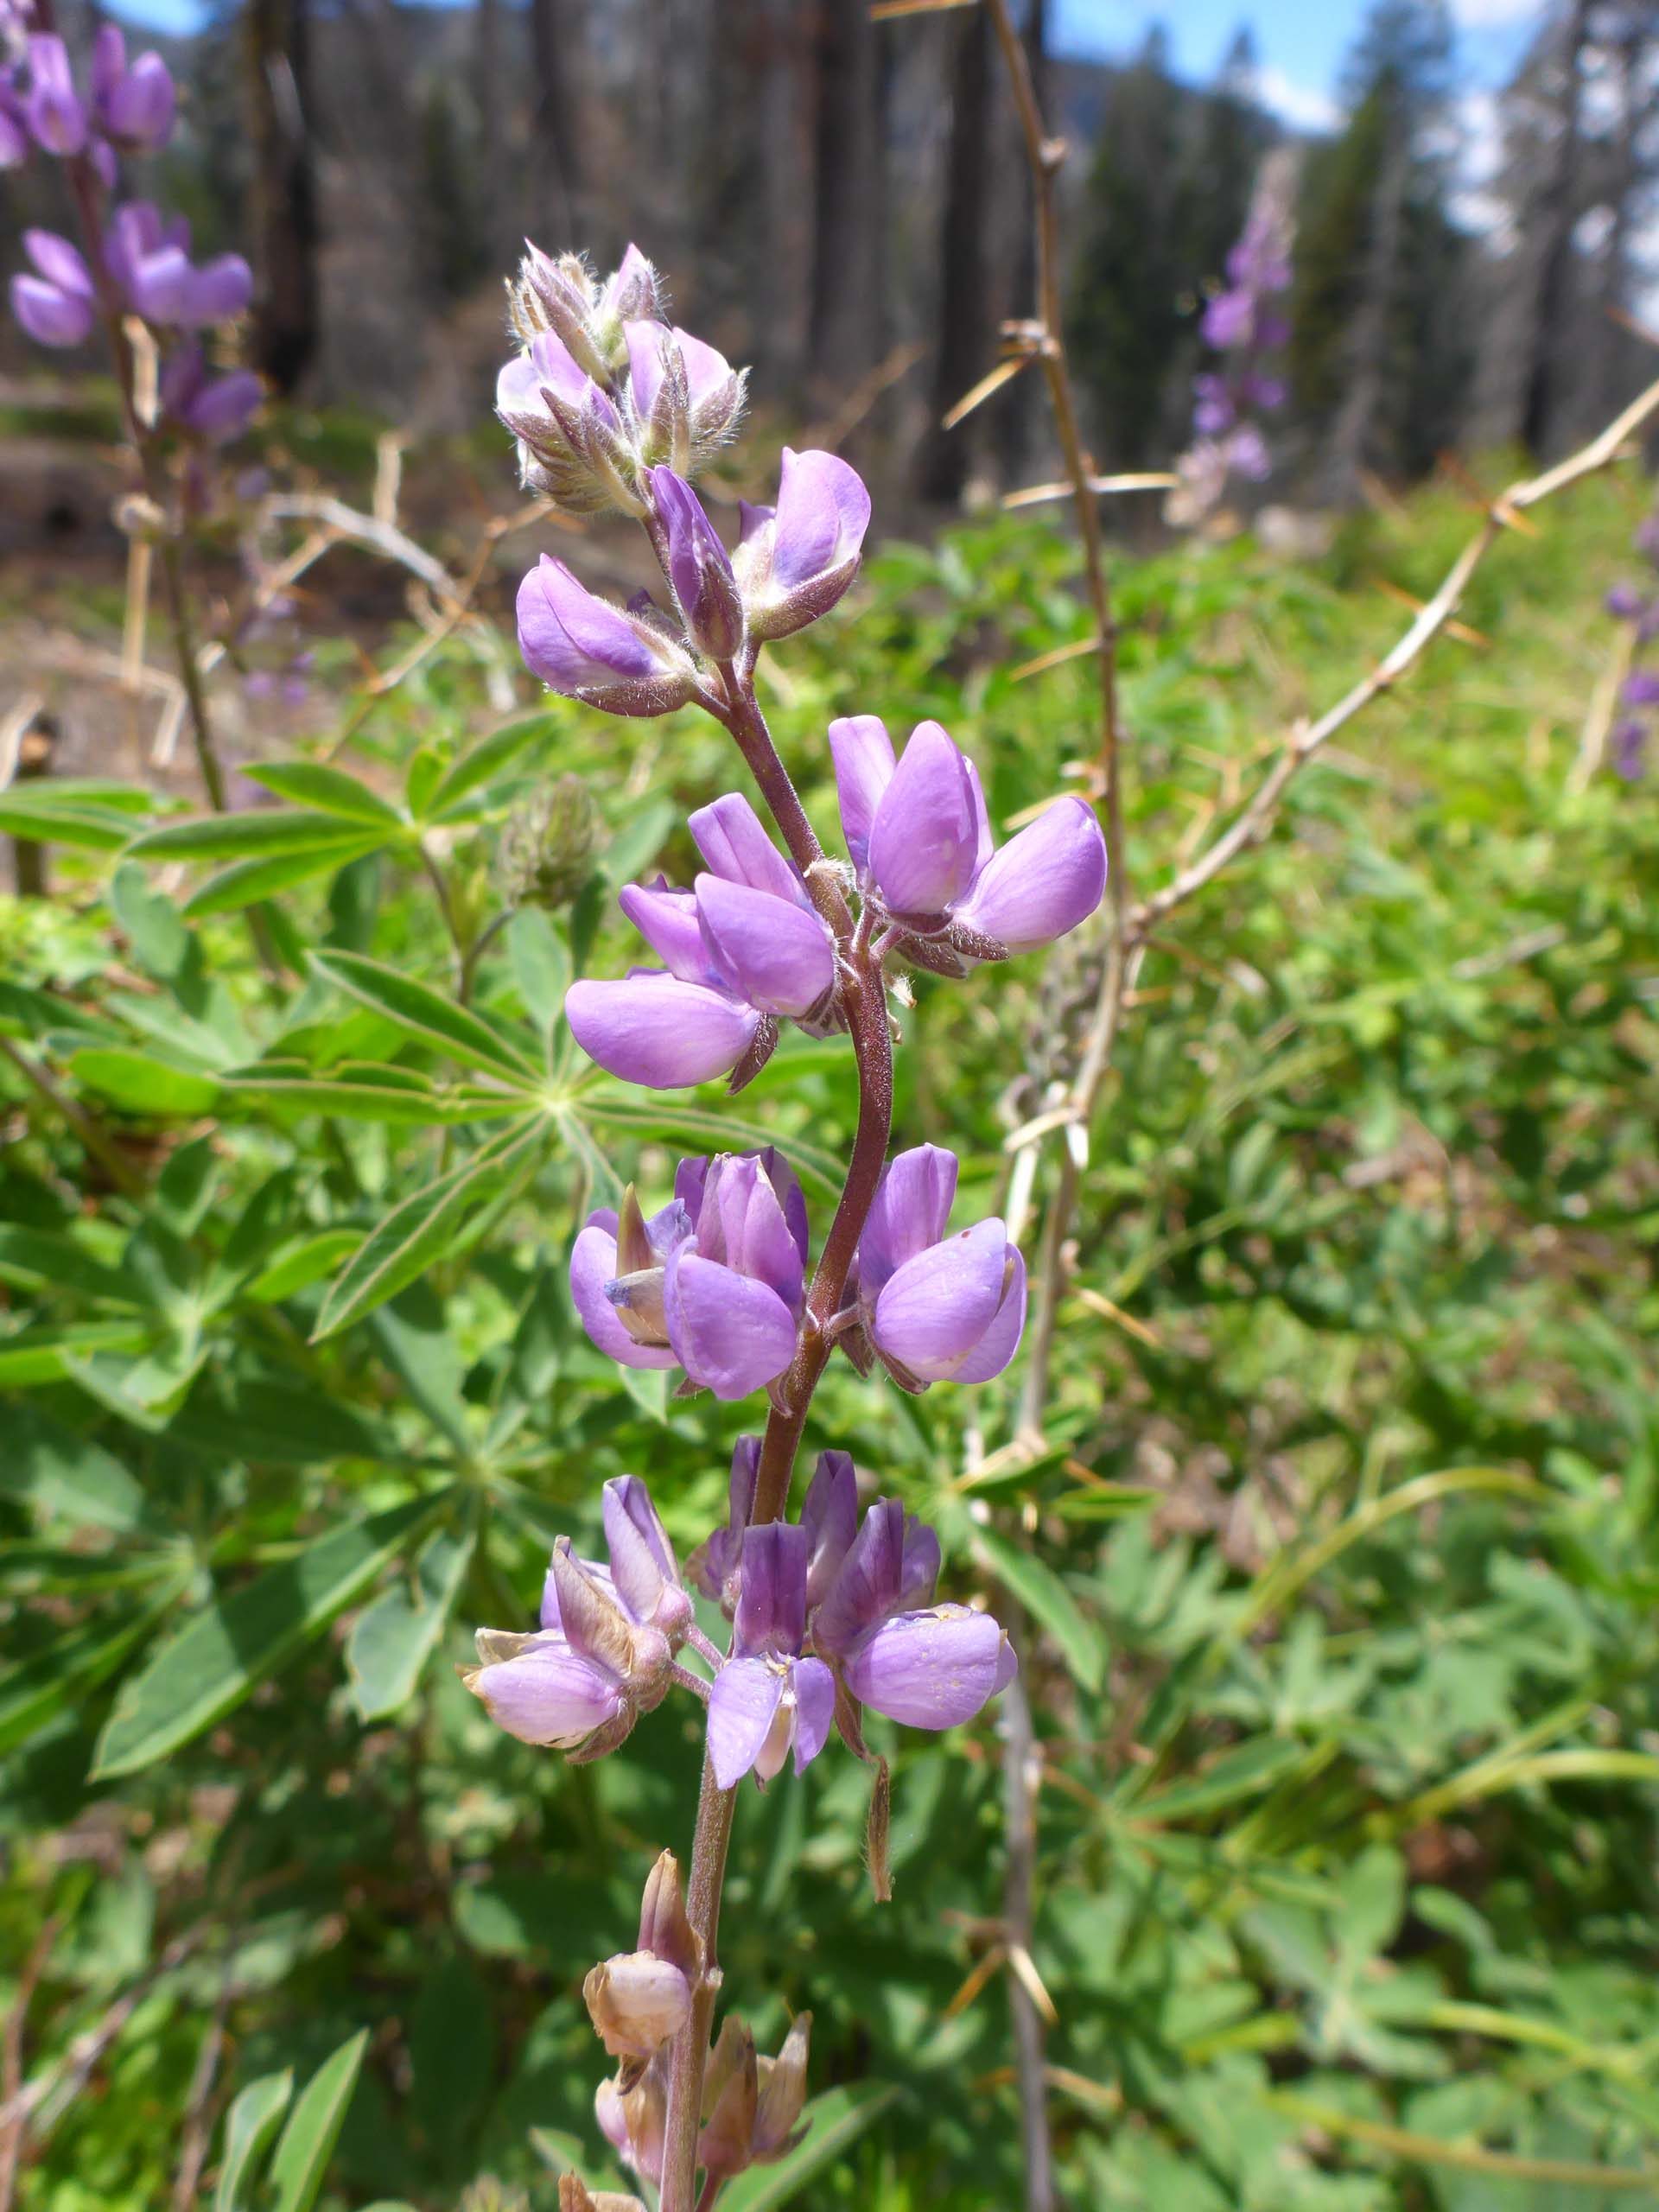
[105,201,252,327]
[1227,423,1272,483]
[733,448,870,640]
[651,467,744,659]
[810,1495,1014,1729]
[569,1150,807,1401]
[830,715,1106,966]
[23,32,83,153]
[582,1849,700,2061]
[706,1522,836,1787]
[466,1477,690,1757]
[625,317,746,476]
[564,791,836,1088]
[845,1143,1027,1389]
[1624,671,1659,708]
[517,552,699,717]
[687,1435,761,1611]
[1605,583,1643,621]
[496,327,634,513]
[1200,286,1253,351]
[159,341,262,443]
[10,226,94,346]
[1612,718,1648,780]
[90,23,175,150]
[1192,372,1234,436]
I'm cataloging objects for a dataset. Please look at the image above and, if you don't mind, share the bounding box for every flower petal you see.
[950,797,1107,953]
[734,1521,809,1657]
[944,1242,1027,1382]
[603,1475,680,1624]
[691,1153,805,1312]
[695,873,833,1018]
[857,1144,958,1297]
[618,880,714,985]
[828,715,895,875]
[844,1605,1010,1729]
[471,1636,624,1745]
[868,721,982,914]
[791,1657,836,1772]
[708,1652,785,1788]
[570,1217,677,1370]
[689,791,807,907]
[663,1249,798,1399]
[812,1497,904,1658]
[871,1219,1010,1382]
[565,973,759,1088]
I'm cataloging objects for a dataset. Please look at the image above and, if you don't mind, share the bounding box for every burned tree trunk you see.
[916,1,994,503]
[245,0,320,394]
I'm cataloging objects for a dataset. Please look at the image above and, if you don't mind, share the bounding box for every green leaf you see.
[242,760,404,825]
[109,862,194,983]
[182,841,385,918]
[346,1522,475,1719]
[721,2084,902,2210]
[0,1406,167,1531]
[127,808,379,860]
[310,1119,544,1340]
[213,2068,294,2212]
[239,1230,364,1303]
[422,709,559,820]
[267,2031,369,2212]
[0,1225,148,1306]
[67,1049,219,1118]
[90,1491,448,1777]
[309,950,539,1085]
[222,1065,522,1127]
[0,788,149,849]
[583,1094,846,1198]
[972,1527,1106,1694]
[507,907,570,1036]
[0,1319,156,1385]
[1128,1736,1312,1824]
[0,1582,183,1756]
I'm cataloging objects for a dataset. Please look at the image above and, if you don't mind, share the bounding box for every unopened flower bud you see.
[24,34,85,155]
[494,772,601,910]
[625,319,745,476]
[651,467,745,660]
[512,243,610,381]
[597,2063,667,2187]
[636,1848,702,1980]
[583,1949,692,2058]
[517,554,699,718]
[734,448,871,641]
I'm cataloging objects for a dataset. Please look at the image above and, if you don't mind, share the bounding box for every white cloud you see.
[1255,66,1340,135]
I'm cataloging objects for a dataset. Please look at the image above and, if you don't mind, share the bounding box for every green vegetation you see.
[3,464,1657,2210]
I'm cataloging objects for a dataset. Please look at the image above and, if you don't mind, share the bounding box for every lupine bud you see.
[651,467,744,659]
[845,1144,1027,1388]
[625,319,745,475]
[707,1523,836,1788]
[604,1475,694,1640]
[496,329,636,514]
[91,25,175,150]
[10,227,94,346]
[636,1849,702,1980]
[512,244,608,373]
[494,772,601,909]
[24,34,84,153]
[517,554,698,717]
[697,2018,759,2181]
[734,448,870,640]
[583,1951,692,2059]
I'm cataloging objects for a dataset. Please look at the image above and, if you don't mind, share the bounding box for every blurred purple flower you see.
[160,340,262,442]
[0,73,28,168]
[10,226,93,346]
[1622,671,1659,708]
[707,1522,836,1787]
[845,1143,1027,1389]
[105,201,251,327]
[1611,717,1648,780]
[90,24,174,150]
[23,33,84,153]
[564,791,835,1089]
[568,1149,808,1401]
[1192,372,1234,435]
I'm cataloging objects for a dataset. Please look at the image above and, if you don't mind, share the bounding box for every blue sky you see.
[110,0,1543,125]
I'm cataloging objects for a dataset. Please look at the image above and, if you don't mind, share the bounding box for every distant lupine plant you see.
[478,243,1107,2210]
[1604,505,1659,779]
[1167,149,1295,529]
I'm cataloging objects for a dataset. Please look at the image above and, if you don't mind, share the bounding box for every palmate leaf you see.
[183,841,386,916]
[90,1490,450,1777]
[241,760,405,825]
[419,706,560,820]
[582,1093,848,1198]
[0,785,152,849]
[222,1059,525,1126]
[126,807,382,861]
[308,950,541,1087]
[310,1117,546,1340]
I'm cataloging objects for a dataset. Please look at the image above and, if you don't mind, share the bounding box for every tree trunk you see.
[916,1,994,504]
[1008,0,1050,477]
[1519,0,1591,456]
[807,0,884,403]
[529,0,585,245]
[245,0,320,395]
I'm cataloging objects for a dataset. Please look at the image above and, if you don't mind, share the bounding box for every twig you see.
[0,1034,146,1199]
[0,1916,61,2212]
[999,1640,1055,2212]
[169,1951,236,2212]
[0,1929,207,2139]
[1003,472,1177,509]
